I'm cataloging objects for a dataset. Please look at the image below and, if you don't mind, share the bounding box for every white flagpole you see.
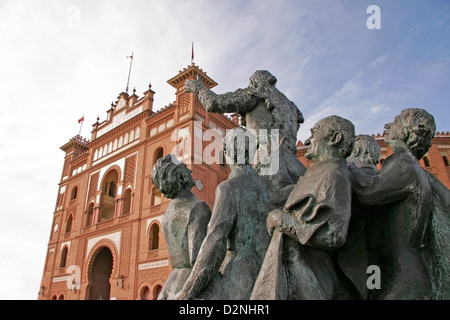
[126,52,134,93]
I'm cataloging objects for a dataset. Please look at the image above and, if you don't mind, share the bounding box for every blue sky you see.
[0,0,449,300]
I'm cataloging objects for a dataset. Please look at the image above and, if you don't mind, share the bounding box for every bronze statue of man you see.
[337,134,381,299]
[151,155,212,300]
[185,70,306,209]
[252,115,355,299]
[174,127,270,300]
[348,108,436,299]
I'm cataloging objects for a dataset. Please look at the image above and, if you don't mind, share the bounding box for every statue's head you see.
[305,115,355,162]
[249,70,277,89]
[348,134,381,166]
[223,127,257,166]
[151,154,195,199]
[384,108,436,160]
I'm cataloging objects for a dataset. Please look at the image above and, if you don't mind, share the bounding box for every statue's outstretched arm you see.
[185,79,258,114]
[349,161,409,206]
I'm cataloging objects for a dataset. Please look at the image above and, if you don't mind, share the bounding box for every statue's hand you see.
[184,79,202,93]
[266,209,283,236]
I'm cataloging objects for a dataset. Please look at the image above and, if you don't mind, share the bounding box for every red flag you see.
[78,116,84,123]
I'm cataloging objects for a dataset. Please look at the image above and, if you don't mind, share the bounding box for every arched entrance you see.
[88,247,114,300]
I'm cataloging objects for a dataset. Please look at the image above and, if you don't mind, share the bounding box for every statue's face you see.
[304,120,329,161]
[351,139,379,165]
[384,113,405,145]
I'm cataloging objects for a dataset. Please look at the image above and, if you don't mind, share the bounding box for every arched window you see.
[151,187,161,206]
[153,285,162,300]
[443,155,449,166]
[154,148,164,163]
[60,247,68,268]
[101,170,119,222]
[423,156,430,167]
[122,189,132,215]
[65,215,73,233]
[70,187,78,200]
[140,286,150,300]
[51,295,57,300]
[58,294,64,300]
[86,203,94,227]
[149,224,160,250]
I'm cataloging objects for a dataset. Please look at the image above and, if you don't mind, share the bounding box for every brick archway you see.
[87,246,114,300]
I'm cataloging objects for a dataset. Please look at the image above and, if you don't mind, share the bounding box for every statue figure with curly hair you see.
[151,155,211,300]
[348,108,444,300]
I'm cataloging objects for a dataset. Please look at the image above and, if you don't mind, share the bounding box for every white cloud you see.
[369,53,390,69]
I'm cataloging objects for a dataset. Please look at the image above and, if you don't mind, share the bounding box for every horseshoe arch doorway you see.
[87,246,114,300]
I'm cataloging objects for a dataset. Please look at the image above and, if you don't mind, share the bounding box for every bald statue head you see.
[305,115,356,163]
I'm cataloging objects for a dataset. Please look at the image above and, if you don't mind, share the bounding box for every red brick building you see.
[39,62,450,300]
[38,63,237,300]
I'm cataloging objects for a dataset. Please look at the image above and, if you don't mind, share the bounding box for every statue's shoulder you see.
[217,177,239,192]
[192,199,211,211]
[307,159,346,177]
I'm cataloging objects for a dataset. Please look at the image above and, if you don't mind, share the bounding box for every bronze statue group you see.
[151,70,450,300]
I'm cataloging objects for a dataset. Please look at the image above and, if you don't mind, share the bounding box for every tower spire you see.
[191,42,194,65]
[126,52,134,93]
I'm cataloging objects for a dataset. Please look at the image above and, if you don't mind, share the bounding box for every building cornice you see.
[88,110,150,148]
